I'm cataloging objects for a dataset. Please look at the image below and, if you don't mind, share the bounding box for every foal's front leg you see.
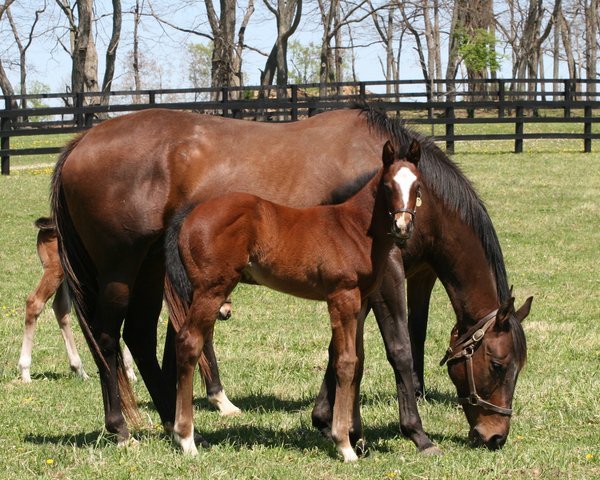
[327,289,361,463]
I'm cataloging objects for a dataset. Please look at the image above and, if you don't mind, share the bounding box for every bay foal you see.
[164,141,421,461]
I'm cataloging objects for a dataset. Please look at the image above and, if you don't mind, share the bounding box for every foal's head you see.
[381,140,421,246]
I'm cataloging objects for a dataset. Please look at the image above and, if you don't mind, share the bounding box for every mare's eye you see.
[491,361,505,375]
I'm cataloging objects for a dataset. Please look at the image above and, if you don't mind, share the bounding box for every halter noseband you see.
[389,207,417,219]
[439,309,513,417]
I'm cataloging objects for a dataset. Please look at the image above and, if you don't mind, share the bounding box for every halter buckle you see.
[472,328,485,342]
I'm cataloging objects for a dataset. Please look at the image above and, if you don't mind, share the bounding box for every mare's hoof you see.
[420,445,443,456]
[195,432,211,449]
[354,438,370,458]
[117,436,139,449]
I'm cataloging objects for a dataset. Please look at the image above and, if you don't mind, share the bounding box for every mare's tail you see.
[50,136,141,426]
[34,216,55,232]
[164,206,212,380]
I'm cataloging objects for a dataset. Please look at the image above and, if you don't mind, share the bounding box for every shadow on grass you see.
[30,371,78,381]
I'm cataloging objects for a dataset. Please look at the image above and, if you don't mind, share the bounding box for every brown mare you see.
[50,105,530,452]
[18,217,137,383]
[164,141,421,460]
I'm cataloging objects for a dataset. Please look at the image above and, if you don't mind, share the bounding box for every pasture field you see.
[0,137,598,479]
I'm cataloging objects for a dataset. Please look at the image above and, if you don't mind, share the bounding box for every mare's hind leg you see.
[93,277,132,443]
[19,262,64,382]
[122,254,176,429]
[406,267,437,398]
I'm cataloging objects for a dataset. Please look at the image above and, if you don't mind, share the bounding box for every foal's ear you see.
[382,141,395,167]
[407,139,421,167]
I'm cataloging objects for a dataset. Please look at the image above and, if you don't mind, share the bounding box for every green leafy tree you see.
[455,27,501,74]
[288,40,320,84]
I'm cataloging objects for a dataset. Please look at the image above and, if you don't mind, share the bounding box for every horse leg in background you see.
[406,267,437,398]
[19,243,88,382]
[121,344,138,382]
[327,289,361,463]
[163,307,240,417]
[350,303,368,453]
[369,253,439,454]
[52,281,89,380]
[19,260,64,382]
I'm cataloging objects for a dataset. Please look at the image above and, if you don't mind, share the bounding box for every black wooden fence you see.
[2,78,599,175]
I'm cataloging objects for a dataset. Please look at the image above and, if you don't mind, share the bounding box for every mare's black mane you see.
[355,105,526,362]
[356,105,510,302]
[322,169,378,205]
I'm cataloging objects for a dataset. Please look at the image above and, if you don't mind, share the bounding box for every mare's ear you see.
[382,141,395,167]
[495,296,515,331]
[514,296,533,323]
[407,139,421,167]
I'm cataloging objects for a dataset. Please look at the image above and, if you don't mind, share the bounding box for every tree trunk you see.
[101,0,121,101]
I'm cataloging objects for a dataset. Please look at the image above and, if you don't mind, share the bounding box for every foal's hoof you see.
[420,445,443,456]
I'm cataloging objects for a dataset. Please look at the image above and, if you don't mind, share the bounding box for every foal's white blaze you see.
[393,166,417,230]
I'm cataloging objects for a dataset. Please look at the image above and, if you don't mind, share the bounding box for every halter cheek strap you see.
[440,309,514,417]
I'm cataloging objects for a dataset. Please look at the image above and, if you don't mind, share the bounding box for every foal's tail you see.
[164,206,212,381]
[50,136,141,426]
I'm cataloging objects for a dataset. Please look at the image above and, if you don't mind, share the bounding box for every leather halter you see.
[439,309,513,416]
[389,207,416,219]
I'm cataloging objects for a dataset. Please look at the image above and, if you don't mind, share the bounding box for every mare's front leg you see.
[406,267,437,397]
[327,289,362,463]
[370,251,439,454]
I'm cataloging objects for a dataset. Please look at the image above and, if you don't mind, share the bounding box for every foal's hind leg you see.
[53,281,89,380]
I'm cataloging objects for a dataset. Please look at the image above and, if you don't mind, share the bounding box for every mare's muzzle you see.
[389,208,416,245]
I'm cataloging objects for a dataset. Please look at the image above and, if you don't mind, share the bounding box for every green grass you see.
[0,143,599,479]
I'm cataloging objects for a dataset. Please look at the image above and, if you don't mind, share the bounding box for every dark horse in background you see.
[50,105,531,454]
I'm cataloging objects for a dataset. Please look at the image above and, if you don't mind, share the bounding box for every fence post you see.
[498,80,505,119]
[445,105,455,155]
[149,91,156,105]
[563,80,571,118]
[1,96,12,175]
[75,92,84,127]
[584,104,592,153]
[221,87,229,117]
[291,84,298,121]
[515,105,524,153]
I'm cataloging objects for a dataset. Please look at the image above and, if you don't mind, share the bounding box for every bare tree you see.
[55,0,100,100]
[0,0,18,102]
[260,0,302,94]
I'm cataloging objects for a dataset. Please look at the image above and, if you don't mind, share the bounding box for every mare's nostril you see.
[486,434,507,450]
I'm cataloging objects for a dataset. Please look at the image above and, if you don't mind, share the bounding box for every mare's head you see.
[442,294,533,450]
[381,140,422,246]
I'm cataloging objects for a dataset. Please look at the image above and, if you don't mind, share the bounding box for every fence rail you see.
[2,78,599,174]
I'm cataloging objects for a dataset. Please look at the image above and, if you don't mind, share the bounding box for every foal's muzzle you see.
[389,208,416,245]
